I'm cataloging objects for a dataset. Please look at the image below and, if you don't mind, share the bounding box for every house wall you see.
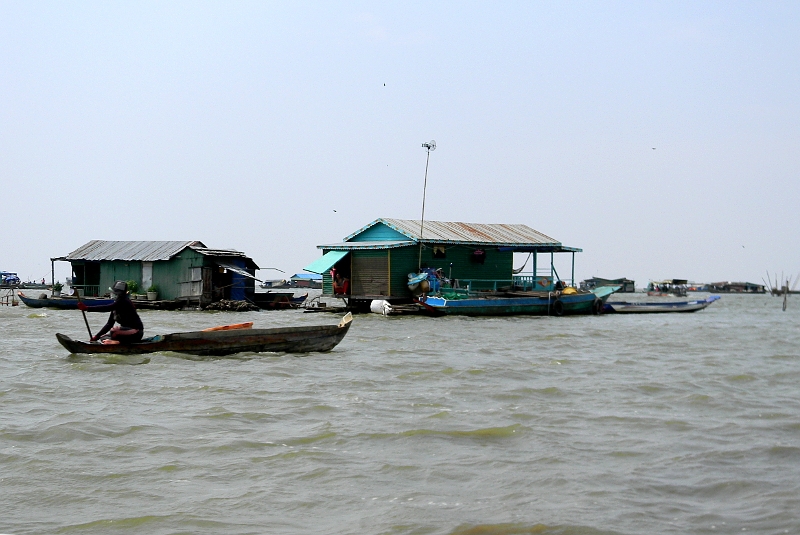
[318,244,513,299]
[100,261,139,295]
[93,251,205,300]
[389,244,513,296]
[350,223,407,242]
[162,248,206,300]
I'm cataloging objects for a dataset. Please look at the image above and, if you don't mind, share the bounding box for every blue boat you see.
[417,286,617,317]
[17,291,114,309]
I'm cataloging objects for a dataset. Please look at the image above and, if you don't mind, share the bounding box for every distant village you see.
[1,217,786,312]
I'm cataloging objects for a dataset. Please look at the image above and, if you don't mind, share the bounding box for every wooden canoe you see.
[56,313,353,356]
[18,291,114,309]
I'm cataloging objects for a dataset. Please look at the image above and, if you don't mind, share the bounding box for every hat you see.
[110,280,128,294]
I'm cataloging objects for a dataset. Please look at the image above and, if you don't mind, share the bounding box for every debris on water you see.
[28,312,48,318]
[203,300,259,312]
[67,354,151,365]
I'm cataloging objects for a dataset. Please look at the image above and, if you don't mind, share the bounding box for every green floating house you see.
[53,240,259,306]
[304,218,581,308]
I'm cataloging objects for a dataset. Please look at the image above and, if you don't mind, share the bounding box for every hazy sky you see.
[2,2,798,287]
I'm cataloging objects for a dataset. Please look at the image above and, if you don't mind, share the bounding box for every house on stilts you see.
[303,218,582,311]
[52,240,259,307]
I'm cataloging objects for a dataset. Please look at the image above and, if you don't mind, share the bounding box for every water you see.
[1,294,799,535]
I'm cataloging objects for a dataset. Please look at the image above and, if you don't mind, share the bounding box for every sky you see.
[2,2,798,288]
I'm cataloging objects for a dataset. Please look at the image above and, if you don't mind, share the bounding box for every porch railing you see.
[70,285,101,297]
[442,275,574,293]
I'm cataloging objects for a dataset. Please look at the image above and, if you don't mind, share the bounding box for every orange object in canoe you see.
[201,322,254,332]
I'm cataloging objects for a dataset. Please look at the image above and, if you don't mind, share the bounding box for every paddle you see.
[74,289,94,340]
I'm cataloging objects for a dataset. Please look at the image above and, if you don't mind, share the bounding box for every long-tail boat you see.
[56,313,353,356]
[18,291,114,309]
[416,287,617,317]
[603,295,720,314]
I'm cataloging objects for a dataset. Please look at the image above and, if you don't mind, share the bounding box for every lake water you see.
[1,293,798,535]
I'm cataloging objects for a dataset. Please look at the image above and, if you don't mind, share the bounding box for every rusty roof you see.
[344,218,563,247]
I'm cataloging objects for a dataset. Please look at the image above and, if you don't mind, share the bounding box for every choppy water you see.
[1,293,799,535]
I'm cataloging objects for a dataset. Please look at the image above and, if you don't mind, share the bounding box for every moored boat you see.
[646,279,689,297]
[56,313,353,356]
[417,286,617,317]
[18,291,114,309]
[604,295,720,314]
[251,292,308,310]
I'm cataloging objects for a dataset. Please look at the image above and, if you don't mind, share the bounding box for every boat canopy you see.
[304,250,349,274]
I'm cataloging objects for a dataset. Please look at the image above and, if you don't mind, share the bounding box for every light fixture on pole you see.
[419,140,436,271]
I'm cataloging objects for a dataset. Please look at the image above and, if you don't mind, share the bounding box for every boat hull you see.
[418,287,616,317]
[56,314,353,356]
[604,296,720,314]
[18,291,114,309]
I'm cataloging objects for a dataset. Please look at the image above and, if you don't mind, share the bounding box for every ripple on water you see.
[448,523,625,535]
[2,296,800,534]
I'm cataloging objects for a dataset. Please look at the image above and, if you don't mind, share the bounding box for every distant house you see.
[304,218,581,307]
[54,240,259,306]
[289,273,322,288]
[706,281,766,293]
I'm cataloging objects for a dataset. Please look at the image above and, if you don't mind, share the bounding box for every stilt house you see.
[304,218,582,307]
[53,240,259,306]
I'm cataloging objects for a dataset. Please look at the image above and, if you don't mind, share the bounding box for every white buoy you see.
[370,300,392,315]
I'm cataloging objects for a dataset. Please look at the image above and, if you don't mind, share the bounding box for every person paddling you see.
[77,280,144,344]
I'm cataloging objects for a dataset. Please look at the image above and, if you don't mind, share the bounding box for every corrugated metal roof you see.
[317,240,415,250]
[194,247,259,269]
[64,241,260,268]
[190,246,248,259]
[343,218,561,247]
[65,241,204,261]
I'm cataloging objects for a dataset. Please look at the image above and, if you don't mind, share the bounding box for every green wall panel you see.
[388,244,513,297]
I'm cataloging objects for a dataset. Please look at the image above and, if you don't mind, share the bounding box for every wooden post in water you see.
[783,279,788,311]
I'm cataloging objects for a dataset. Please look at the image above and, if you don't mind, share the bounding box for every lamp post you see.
[419,140,436,271]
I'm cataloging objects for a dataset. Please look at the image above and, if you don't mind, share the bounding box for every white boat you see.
[604,295,720,314]
[646,279,689,297]
[259,279,287,289]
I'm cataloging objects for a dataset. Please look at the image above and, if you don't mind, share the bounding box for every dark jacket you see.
[85,294,144,338]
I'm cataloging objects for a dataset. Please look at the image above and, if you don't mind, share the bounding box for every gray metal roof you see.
[63,241,260,268]
[190,246,250,259]
[196,247,259,269]
[344,218,562,247]
[65,241,204,261]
